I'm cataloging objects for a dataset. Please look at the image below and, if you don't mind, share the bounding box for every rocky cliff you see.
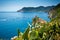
[48,3,60,19]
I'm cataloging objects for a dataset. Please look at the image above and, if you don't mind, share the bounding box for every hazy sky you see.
[0,0,60,12]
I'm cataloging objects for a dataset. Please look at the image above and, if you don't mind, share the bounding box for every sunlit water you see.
[0,12,50,39]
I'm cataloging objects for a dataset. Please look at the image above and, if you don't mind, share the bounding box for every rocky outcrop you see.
[48,3,60,19]
[32,16,46,25]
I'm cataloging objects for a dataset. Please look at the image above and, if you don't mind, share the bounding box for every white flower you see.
[29,31,32,33]
[32,27,34,29]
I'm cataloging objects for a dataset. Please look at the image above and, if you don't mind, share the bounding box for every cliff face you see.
[48,3,60,19]
[17,6,54,12]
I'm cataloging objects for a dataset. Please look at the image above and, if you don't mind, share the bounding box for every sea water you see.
[0,12,50,39]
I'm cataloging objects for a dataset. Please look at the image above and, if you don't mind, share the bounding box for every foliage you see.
[15,16,60,40]
[12,3,60,40]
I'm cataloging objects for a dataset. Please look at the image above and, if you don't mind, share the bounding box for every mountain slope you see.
[17,6,54,12]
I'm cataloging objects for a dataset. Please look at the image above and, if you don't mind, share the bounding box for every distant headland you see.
[17,6,54,12]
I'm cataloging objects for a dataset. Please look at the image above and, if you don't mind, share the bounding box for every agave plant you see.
[17,28,20,38]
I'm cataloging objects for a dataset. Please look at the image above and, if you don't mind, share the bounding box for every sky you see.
[0,0,60,12]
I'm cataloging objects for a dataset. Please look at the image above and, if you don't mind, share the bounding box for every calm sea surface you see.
[0,12,50,39]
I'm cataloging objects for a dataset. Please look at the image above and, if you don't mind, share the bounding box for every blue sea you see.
[0,12,50,40]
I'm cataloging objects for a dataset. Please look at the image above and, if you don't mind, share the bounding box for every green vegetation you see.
[12,3,60,40]
[13,16,60,40]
